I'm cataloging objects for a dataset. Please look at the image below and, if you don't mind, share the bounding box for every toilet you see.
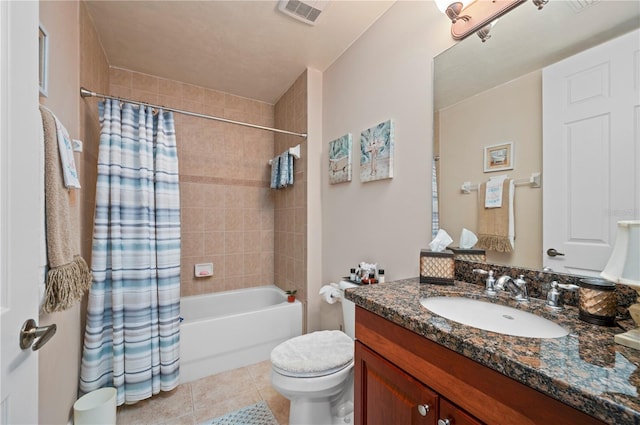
[270,280,358,425]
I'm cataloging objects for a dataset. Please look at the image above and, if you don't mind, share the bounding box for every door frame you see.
[0,2,42,424]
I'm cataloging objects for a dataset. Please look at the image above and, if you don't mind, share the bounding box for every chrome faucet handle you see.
[546,281,579,310]
[473,269,496,295]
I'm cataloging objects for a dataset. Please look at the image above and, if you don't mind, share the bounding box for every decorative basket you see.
[420,249,454,285]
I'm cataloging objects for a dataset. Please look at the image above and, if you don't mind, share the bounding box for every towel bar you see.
[461,172,541,194]
[268,144,301,165]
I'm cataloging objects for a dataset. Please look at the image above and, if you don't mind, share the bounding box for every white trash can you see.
[73,387,117,425]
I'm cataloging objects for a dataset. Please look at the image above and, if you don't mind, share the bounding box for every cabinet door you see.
[356,341,438,425]
[438,398,484,425]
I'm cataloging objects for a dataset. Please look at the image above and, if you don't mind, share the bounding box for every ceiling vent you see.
[566,0,600,13]
[278,0,329,26]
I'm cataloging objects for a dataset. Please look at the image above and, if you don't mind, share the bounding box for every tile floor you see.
[116,360,289,425]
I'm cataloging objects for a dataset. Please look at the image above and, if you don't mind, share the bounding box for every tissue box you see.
[420,249,454,285]
[449,247,486,263]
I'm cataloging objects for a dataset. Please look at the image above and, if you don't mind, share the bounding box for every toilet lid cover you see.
[271,330,354,377]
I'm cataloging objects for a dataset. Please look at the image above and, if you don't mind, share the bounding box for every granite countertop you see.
[345,278,640,424]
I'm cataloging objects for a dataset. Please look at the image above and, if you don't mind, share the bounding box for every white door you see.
[0,2,42,424]
[543,29,640,275]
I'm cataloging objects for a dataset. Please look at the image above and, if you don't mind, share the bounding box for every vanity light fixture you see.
[435,0,547,41]
[601,221,640,349]
[476,19,498,42]
[434,0,474,23]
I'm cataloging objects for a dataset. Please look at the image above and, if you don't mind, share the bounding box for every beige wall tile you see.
[107,67,280,297]
[224,231,243,254]
[204,231,225,256]
[110,67,132,87]
[182,83,205,104]
[158,78,182,98]
[132,71,159,93]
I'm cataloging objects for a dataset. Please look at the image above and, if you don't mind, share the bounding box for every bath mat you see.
[202,401,279,425]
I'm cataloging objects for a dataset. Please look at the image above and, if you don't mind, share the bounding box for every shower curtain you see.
[80,99,181,405]
[432,157,440,239]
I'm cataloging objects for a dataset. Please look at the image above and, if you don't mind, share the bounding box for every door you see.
[0,2,42,424]
[543,29,640,275]
[355,342,438,425]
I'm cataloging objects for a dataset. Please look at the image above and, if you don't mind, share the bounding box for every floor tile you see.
[116,361,288,425]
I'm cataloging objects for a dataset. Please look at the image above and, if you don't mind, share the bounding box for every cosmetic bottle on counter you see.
[378,269,385,283]
[350,268,357,282]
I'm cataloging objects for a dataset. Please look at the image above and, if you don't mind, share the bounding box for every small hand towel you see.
[485,175,507,208]
[278,152,290,188]
[476,178,514,253]
[270,155,280,189]
[41,106,81,188]
[40,106,92,313]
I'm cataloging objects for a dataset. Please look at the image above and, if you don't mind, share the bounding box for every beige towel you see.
[40,106,91,313]
[476,179,513,253]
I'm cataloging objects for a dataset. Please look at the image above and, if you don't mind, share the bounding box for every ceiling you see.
[85,0,396,104]
[434,0,640,110]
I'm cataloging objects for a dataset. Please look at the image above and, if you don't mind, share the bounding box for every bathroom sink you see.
[420,297,568,338]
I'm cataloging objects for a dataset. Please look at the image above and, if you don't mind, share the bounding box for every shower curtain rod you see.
[79,87,308,138]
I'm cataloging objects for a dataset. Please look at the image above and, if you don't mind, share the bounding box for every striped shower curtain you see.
[80,99,181,405]
[432,157,440,239]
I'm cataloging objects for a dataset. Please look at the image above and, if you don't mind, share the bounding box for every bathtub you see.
[179,285,302,384]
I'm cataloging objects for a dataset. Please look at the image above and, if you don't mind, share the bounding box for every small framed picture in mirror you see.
[39,24,49,97]
[484,142,513,173]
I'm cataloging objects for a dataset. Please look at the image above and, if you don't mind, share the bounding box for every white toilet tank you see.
[338,280,359,339]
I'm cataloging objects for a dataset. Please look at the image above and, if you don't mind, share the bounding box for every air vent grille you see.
[566,0,601,12]
[278,0,329,25]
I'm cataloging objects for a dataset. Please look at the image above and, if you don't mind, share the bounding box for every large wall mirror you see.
[434,0,639,272]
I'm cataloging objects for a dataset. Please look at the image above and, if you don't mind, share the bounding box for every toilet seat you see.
[271,330,354,378]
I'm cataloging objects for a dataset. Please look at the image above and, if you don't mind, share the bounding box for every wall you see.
[108,68,276,296]
[438,70,542,269]
[321,1,453,329]
[79,1,109,265]
[273,71,308,327]
[38,2,82,423]
[306,68,324,332]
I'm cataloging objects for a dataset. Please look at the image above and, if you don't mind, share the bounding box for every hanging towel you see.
[270,155,280,189]
[431,157,439,239]
[39,106,92,313]
[485,174,507,208]
[271,151,294,189]
[41,106,81,188]
[476,178,514,253]
[278,152,290,188]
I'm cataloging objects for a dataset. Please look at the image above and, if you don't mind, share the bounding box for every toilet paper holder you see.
[320,284,342,304]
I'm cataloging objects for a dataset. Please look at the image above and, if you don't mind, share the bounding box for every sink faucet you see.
[495,275,529,302]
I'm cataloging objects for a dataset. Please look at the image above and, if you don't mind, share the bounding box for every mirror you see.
[434,1,640,270]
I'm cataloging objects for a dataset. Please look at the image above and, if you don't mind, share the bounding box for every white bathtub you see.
[179,285,302,384]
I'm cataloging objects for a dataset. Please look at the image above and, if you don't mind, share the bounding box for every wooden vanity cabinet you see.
[354,307,605,425]
[356,341,482,425]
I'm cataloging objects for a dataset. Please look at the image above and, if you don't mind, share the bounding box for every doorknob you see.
[546,248,565,257]
[19,319,57,351]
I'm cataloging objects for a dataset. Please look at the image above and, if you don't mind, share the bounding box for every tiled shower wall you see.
[109,67,276,296]
[274,72,308,312]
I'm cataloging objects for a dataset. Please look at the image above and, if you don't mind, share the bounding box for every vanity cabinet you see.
[354,306,605,425]
[356,341,481,425]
